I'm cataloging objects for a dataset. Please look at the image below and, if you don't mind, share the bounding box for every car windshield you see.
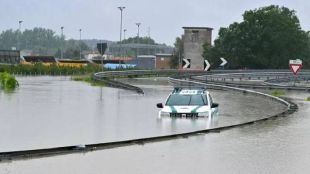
[165,94,208,106]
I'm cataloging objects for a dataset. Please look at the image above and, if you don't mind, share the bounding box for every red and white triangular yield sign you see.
[289,59,302,76]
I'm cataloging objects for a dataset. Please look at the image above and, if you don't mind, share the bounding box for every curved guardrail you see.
[93,70,209,94]
[0,71,298,161]
[93,69,310,93]
[191,72,310,91]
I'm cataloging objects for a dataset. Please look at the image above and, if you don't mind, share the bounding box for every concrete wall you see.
[183,27,212,69]
[0,50,20,64]
[155,54,172,69]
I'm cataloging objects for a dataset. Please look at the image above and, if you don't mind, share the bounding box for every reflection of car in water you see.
[157,88,219,118]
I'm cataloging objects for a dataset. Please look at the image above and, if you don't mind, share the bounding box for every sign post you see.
[289,59,302,86]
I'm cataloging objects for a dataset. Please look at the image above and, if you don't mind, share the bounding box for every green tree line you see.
[118,36,156,45]
[203,5,310,69]
[0,27,90,59]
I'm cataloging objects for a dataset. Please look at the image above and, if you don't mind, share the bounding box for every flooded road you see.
[0,76,285,153]
[0,91,308,174]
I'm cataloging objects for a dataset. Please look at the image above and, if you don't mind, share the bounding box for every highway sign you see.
[220,57,227,66]
[289,59,302,76]
[204,60,210,71]
[182,58,191,69]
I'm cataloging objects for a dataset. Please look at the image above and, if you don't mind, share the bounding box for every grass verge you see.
[271,89,285,97]
[72,75,106,86]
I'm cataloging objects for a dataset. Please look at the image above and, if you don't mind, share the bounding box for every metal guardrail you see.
[93,70,209,94]
[93,69,310,93]
[92,73,144,94]
[190,77,310,91]
[201,72,310,80]
[168,77,291,108]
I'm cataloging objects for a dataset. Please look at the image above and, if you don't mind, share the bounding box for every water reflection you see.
[157,112,220,132]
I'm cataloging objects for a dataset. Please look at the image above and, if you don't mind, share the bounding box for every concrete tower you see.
[182,27,212,69]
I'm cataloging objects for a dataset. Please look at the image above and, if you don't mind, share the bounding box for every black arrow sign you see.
[182,59,191,69]
[204,60,211,71]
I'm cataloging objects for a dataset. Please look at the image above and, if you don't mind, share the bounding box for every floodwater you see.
[0,76,285,153]
[0,92,309,174]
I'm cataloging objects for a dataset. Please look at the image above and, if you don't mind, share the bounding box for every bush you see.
[0,72,19,90]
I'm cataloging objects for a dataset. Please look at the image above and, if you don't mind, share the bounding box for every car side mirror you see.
[211,103,219,108]
[157,103,163,108]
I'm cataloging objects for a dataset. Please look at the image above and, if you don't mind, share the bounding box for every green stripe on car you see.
[170,106,177,113]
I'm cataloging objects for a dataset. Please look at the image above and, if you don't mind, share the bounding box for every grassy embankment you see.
[72,75,106,86]
[0,63,102,75]
[0,72,19,90]
[271,89,285,97]
[306,97,310,101]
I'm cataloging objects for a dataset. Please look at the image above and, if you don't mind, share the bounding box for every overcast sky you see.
[1,0,310,45]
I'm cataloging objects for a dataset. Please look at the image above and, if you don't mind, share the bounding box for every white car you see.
[157,88,219,117]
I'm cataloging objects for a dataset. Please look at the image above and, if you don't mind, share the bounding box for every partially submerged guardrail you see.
[168,77,292,110]
[93,70,208,94]
[0,72,298,162]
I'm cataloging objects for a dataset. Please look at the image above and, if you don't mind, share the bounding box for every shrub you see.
[271,90,285,97]
[0,72,19,90]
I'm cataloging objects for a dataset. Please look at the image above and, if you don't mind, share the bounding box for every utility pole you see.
[79,29,82,59]
[118,6,125,56]
[61,26,64,59]
[135,22,141,57]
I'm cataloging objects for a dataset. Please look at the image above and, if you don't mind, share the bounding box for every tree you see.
[63,39,89,59]
[205,5,310,69]
[120,36,156,45]
[170,37,183,69]
[0,27,90,59]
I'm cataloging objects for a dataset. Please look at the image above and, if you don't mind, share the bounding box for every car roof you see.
[172,87,209,95]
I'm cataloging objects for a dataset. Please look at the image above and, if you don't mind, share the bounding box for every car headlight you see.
[198,111,209,117]
[160,111,170,117]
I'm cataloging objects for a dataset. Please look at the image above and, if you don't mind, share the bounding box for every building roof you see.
[0,50,20,52]
[155,53,172,57]
[57,59,90,63]
[182,27,213,30]
[23,56,56,63]
[137,55,156,59]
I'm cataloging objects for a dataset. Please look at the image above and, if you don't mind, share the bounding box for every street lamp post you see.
[118,6,125,56]
[135,22,141,57]
[123,29,127,56]
[18,20,23,50]
[147,27,151,55]
[79,29,82,60]
[61,26,64,59]
[18,20,23,31]
[123,29,127,40]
